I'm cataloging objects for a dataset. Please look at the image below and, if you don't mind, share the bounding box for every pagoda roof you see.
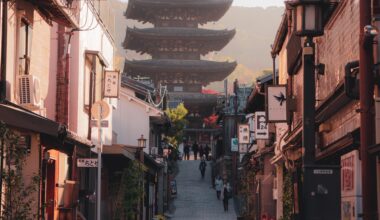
[124,59,236,84]
[126,0,233,24]
[123,27,235,54]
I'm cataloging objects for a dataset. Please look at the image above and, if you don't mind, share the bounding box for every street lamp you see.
[291,0,340,219]
[293,0,324,37]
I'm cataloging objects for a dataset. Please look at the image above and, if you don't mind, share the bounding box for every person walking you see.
[204,144,210,161]
[221,181,232,212]
[184,143,190,160]
[199,157,207,178]
[199,144,204,160]
[192,142,199,160]
[215,175,223,200]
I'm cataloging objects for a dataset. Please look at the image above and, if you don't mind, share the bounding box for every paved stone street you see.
[171,160,237,220]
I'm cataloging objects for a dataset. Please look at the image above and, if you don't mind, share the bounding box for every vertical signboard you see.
[255,111,268,139]
[104,70,120,98]
[238,124,250,144]
[266,85,288,122]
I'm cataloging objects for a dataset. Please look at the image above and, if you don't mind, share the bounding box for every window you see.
[84,52,106,112]
[18,18,32,75]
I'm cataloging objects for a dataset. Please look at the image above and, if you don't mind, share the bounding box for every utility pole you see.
[233,79,238,193]
[359,0,378,219]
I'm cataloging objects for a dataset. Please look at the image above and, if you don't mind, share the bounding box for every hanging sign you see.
[238,124,250,144]
[104,70,120,98]
[255,111,269,139]
[266,85,288,122]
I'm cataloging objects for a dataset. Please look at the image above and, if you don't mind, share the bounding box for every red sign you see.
[341,155,354,192]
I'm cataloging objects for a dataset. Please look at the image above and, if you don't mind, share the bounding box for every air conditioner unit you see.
[18,75,41,109]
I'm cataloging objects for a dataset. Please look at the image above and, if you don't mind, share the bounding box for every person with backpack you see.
[199,157,207,178]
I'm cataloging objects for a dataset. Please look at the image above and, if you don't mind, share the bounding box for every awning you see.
[103,144,136,160]
[0,103,59,137]
[0,102,93,153]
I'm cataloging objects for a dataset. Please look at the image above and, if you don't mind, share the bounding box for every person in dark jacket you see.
[221,182,232,212]
[199,157,207,178]
[192,142,199,160]
[184,143,190,160]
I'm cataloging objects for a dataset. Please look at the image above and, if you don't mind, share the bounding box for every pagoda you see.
[124,0,237,138]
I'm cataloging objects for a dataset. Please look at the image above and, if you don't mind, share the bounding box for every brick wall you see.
[316,0,360,145]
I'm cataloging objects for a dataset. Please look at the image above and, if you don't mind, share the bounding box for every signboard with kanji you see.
[238,124,250,144]
[254,112,268,139]
[104,70,120,98]
[77,158,98,167]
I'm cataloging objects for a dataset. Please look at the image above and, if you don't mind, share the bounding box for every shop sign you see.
[266,85,288,122]
[255,112,268,139]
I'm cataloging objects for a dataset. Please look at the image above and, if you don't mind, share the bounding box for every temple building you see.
[123,0,237,143]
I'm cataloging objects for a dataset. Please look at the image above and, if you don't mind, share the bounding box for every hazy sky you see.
[233,0,284,7]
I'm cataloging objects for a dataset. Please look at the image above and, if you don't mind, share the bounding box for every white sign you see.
[255,112,269,139]
[238,124,250,144]
[77,158,98,167]
[104,70,120,98]
[267,85,288,122]
[231,138,238,152]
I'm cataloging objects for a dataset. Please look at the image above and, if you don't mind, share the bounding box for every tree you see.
[165,103,188,147]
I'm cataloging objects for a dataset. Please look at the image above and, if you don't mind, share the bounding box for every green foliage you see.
[0,122,40,220]
[282,169,294,220]
[165,103,188,147]
[113,160,144,220]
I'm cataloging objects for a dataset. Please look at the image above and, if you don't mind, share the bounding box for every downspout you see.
[0,0,8,101]
[0,0,8,213]
[359,0,378,219]
[271,52,277,85]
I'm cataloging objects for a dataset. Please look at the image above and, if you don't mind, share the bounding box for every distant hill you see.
[110,0,284,92]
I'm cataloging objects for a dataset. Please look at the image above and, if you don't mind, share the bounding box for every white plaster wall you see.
[113,87,164,154]
[69,0,115,146]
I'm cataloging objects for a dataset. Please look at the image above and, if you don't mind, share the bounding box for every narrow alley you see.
[171,160,237,220]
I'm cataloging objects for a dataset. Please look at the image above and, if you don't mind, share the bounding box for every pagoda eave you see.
[124,59,236,81]
[123,27,236,54]
[126,0,233,24]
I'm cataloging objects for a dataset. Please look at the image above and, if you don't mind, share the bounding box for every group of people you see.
[215,175,232,212]
[183,141,210,161]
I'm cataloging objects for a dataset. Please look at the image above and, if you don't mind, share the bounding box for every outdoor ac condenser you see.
[18,74,41,109]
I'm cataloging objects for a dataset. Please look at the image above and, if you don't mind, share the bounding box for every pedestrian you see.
[192,142,199,160]
[199,144,204,159]
[221,181,232,212]
[215,175,223,200]
[204,144,210,161]
[184,143,190,160]
[199,157,207,178]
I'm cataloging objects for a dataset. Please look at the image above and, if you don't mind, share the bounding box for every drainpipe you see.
[271,51,277,85]
[359,0,378,219]
[0,0,8,214]
[0,0,8,102]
